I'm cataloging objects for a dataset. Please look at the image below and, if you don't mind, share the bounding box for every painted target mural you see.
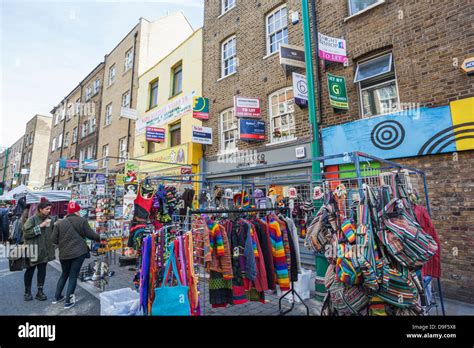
[322,97,474,165]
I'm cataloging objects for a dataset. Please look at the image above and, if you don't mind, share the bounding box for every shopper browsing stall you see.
[22,200,55,301]
[52,201,101,309]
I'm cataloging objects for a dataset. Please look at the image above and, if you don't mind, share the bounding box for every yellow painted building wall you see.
[134,28,203,158]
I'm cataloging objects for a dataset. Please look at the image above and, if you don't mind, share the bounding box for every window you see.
[93,78,101,94]
[171,63,183,97]
[72,127,78,143]
[82,121,88,138]
[57,133,63,149]
[348,0,383,16]
[221,0,236,14]
[149,79,159,109]
[108,65,116,86]
[221,36,237,78]
[125,48,133,72]
[79,149,85,164]
[220,108,238,153]
[355,53,399,117]
[89,117,96,134]
[61,107,66,121]
[269,87,296,143]
[118,137,127,163]
[24,134,29,146]
[86,145,95,160]
[54,160,60,176]
[54,113,59,126]
[29,132,33,144]
[64,132,70,147]
[51,137,56,152]
[170,122,181,147]
[85,86,92,101]
[105,103,113,126]
[48,164,53,178]
[75,98,81,116]
[266,5,288,55]
[122,90,131,108]
[102,144,109,167]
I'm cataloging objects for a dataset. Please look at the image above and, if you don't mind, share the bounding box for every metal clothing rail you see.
[187,206,310,316]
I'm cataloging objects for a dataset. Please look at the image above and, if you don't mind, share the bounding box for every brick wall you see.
[202,0,313,159]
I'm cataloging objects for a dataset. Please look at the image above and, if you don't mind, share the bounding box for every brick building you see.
[2,136,24,191]
[202,0,473,302]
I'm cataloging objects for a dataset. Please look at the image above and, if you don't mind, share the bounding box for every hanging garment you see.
[208,220,233,280]
[185,232,200,316]
[283,218,299,282]
[247,221,268,294]
[228,221,248,305]
[148,233,158,315]
[134,184,155,219]
[413,204,441,278]
[140,236,151,315]
[284,217,302,273]
[253,219,276,290]
[266,216,290,291]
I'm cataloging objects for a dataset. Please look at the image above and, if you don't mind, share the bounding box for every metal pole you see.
[301,0,322,188]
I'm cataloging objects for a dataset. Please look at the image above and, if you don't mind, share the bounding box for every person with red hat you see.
[52,201,100,309]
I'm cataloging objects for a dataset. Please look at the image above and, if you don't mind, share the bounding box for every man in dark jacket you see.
[52,201,100,309]
[0,204,10,243]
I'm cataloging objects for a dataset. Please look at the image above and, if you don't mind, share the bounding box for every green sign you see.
[327,73,349,110]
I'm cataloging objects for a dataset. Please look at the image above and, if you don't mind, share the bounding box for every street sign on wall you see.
[193,97,209,120]
[234,96,261,118]
[318,33,348,64]
[239,119,266,141]
[120,107,138,120]
[146,127,165,143]
[292,72,308,107]
[192,125,213,145]
[279,44,306,69]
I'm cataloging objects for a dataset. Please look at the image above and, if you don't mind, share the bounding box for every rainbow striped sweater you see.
[267,217,290,290]
[208,220,225,256]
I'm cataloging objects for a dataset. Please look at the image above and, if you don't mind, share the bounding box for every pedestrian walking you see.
[52,201,100,309]
[22,200,55,301]
[0,203,10,244]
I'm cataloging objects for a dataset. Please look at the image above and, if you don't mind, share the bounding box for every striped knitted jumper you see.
[267,217,290,291]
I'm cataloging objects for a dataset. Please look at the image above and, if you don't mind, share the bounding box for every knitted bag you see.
[378,198,438,269]
[335,221,362,286]
[378,262,418,308]
[304,204,337,253]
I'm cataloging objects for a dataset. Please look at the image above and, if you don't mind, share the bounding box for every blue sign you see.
[239,119,266,141]
[95,174,106,184]
[322,106,455,165]
[146,127,165,143]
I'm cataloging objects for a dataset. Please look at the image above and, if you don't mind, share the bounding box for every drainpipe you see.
[1,148,9,195]
[126,32,138,163]
[56,105,68,189]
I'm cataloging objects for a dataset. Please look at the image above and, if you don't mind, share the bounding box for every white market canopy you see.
[26,190,72,204]
[0,184,31,201]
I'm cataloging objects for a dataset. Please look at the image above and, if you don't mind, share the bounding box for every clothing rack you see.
[188,206,310,316]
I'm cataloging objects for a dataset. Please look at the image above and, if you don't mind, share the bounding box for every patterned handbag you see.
[378,262,419,308]
[335,220,362,286]
[151,244,190,316]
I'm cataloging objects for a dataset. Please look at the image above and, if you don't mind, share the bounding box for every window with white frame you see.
[57,133,63,149]
[108,65,116,86]
[54,160,60,176]
[93,78,101,94]
[75,98,81,116]
[81,121,88,138]
[54,113,59,126]
[61,107,66,121]
[269,87,296,143]
[51,137,56,152]
[125,48,133,72]
[86,145,94,160]
[266,5,288,55]
[220,108,238,153]
[354,52,399,118]
[105,103,113,126]
[85,86,92,101]
[29,132,33,144]
[122,90,131,108]
[67,105,73,120]
[221,0,236,14]
[48,164,53,178]
[64,132,69,147]
[72,127,78,143]
[348,0,383,16]
[221,36,237,78]
[89,117,96,134]
[118,137,127,163]
[102,144,109,168]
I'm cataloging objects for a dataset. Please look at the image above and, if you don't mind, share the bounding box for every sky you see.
[0,0,204,149]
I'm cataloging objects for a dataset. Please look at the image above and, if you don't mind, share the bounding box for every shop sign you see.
[60,158,79,169]
[83,159,98,170]
[234,96,261,118]
[99,237,122,253]
[120,107,138,120]
[192,125,213,145]
[96,184,105,195]
[279,44,306,69]
[146,127,166,143]
[95,174,106,184]
[292,72,308,107]
[73,172,89,183]
[318,33,348,64]
[193,97,209,120]
[461,57,474,75]
[181,167,192,183]
[239,119,266,141]
[327,73,349,110]
[138,144,188,174]
[136,93,193,135]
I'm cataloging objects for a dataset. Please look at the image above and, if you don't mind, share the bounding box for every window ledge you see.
[217,6,236,19]
[263,51,279,60]
[344,0,386,22]
[169,91,183,101]
[218,71,237,82]
[266,137,298,147]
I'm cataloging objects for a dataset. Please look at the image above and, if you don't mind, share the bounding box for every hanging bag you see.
[378,261,419,308]
[151,244,190,316]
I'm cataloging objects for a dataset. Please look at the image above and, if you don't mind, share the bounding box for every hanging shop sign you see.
[327,73,349,110]
[292,72,308,107]
[95,174,106,184]
[120,107,138,120]
[73,172,89,183]
[192,125,213,145]
[59,158,79,169]
[193,97,210,120]
[234,96,261,118]
[83,159,98,170]
[461,57,474,75]
[181,167,192,183]
[239,119,266,141]
[146,127,166,143]
[318,33,348,64]
[279,44,306,69]
[136,93,193,135]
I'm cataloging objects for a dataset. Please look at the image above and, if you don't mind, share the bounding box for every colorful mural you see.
[322,97,474,165]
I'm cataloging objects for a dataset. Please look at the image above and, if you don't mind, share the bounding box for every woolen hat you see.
[67,201,81,214]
